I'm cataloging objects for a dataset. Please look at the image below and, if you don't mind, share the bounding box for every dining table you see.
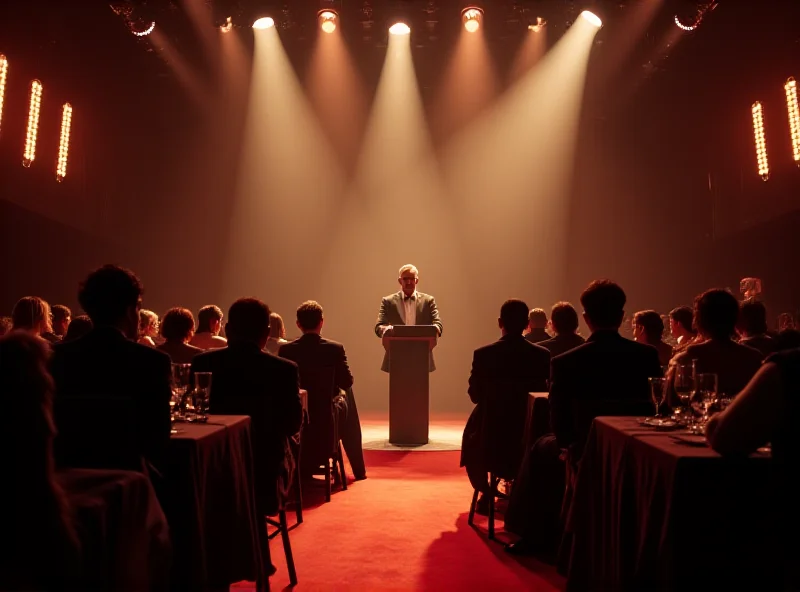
[164,414,266,591]
[565,416,778,591]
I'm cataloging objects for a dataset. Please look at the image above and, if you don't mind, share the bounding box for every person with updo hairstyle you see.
[138,310,160,347]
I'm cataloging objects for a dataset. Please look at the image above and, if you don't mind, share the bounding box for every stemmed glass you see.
[691,373,718,432]
[171,363,191,428]
[649,377,667,423]
[672,363,695,423]
[193,372,212,423]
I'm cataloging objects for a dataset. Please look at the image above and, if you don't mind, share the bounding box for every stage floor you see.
[360,414,466,451]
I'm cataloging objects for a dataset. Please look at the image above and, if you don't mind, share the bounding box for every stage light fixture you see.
[528,17,546,33]
[462,7,483,33]
[389,22,410,35]
[23,79,42,168]
[580,11,602,28]
[220,16,233,33]
[674,1,718,32]
[319,10,338,33]
[785,77,800,165]
[0,55,7,135]
[253,16,275,29]
[132,21,156,36]
[752,101,769,181]
[56,103,72,182]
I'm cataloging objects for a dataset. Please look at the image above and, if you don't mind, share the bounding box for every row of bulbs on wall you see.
[752,77,800,181]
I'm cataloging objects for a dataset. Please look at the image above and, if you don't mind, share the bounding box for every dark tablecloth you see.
[165,415,265,591]
[566,416,778,591]
[58,468,171,590]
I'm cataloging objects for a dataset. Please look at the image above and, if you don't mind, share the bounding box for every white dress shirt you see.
[402,291,417,326]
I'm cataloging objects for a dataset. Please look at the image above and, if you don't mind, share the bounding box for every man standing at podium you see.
[375,264,443,372]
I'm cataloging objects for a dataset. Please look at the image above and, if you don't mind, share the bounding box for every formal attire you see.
[539,333,586,358]
[525,328,551,344]
[278,334,365,477]
[375,290,443,372]
[653,339,674,366]
[156,340,204,364]
[460,334,550,492]
[189,332,227,350]
[191,342,303,515]
[741,334,778,358]
[264,337,288,355]
[49,326,172,473]
[670,338,764,400]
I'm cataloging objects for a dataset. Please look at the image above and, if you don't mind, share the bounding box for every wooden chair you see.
[265,505,298,586]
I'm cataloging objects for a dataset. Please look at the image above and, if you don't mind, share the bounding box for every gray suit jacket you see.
[375,291,443,373]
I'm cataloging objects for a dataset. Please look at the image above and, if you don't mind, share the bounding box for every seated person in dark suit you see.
[670,290,764,401]
[632,310,673,366]
[49,265,172,474]
[738,300,777,358]
[707,349,800,588]
[192,298,303,517]
[539,302,585,358]
[525,307,551,344]
[461,299,550,514]
[279,301,366,480]
[0,332,81,590]
[156,307,204,364]
[506,281,661,556]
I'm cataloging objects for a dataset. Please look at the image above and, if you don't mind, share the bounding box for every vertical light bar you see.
[752,101,769,181]
[0,55,8,134]
[785,77,800,166]
[23,79,43,167]
[56,103,73,182]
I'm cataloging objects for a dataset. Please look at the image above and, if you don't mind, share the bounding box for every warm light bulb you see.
[23,80,42,167]
[580,11,602,28]
[389,22,410,36]
[462,8,482,33]
[785,77,800,165]
[319,10,337,33]
[133,21,156,36]
[0,55,7,135]
[253,17,275,30]
[56,103,72,182]
[752,101,770,181]
[220,17,233,33]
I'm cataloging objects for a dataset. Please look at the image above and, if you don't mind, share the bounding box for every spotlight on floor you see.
[580,10,602,28]
[253,16,275,29]
[389,22,410,36]
[462,7,483,33]
[319,10,338,33]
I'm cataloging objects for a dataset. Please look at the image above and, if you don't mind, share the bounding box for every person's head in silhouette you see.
[11,297,52,338]
[632,310,665,346]
[550,302,580,336]
[51,305,71,338]
[737,300,769,339]
[398,264,419,298]
[226,298,271,348]
[498,299,530,337]
[580,280,626,333]
[161,308,195,344]
[78,265,143,340]
[528,308,548,331]
[197,305,224,336]
[694,289,739,341]
[296,300,324,335]
[62,315,92,343]
[269,312,287,340]
[669,306,695,342]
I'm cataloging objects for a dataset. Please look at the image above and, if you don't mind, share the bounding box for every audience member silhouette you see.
[461,299,550,514]
[52,305,72,338]
[265,312,289,355]
[632,310,674,366]
[137,310,159,347]
[539,302,585,358]
[669,289,763,400]
[190,305,228,350]
[156,307,204,364]
[49,265,172,474]
[669,306,696,354]
[11,296,53,342]
[0,332,80,590]
[738,300,777,358]
[0,316,11,336]
[62,315,93,343]
[525,308,551,344]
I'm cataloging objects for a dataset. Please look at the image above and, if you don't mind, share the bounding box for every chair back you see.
[54,395,142,471]
[481,380,531,480]
[297,366,338,467]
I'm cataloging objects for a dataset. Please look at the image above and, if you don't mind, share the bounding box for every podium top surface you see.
[390,325,439,338]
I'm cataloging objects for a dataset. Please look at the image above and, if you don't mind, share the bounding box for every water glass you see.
[171,363,191,419]
[649,377,666,419]
[193,372,212,422]
[672,363,695,421]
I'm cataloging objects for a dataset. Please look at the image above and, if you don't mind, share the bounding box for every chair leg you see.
[488,474,497,540]
[294,467,303,524]
[279,509,298,586]
[325,459,332,502]
[468,488,479,526]
[338,441,347,491]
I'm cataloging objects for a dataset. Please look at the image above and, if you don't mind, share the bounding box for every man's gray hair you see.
[398,264,419,277]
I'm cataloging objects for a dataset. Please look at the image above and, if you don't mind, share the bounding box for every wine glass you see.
[649,377,667,421]
[673,363,695,422]
[171,363,191,425]
[693,373,718,430]
[193,372,212,422]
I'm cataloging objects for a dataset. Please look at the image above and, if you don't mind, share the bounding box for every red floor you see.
[236,449,565,591]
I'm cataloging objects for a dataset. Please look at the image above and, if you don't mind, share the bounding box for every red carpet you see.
[236,449,565,591]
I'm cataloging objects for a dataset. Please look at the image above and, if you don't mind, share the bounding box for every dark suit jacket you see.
[49,326,172,471]
[375,291,443,372]
[540,333,586,358]
[461,334,550,477]
[277,333,354,393]
[191,342,303,514]
[525,328,551,344]
[549,330,662,456]
[741,334,778,359]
